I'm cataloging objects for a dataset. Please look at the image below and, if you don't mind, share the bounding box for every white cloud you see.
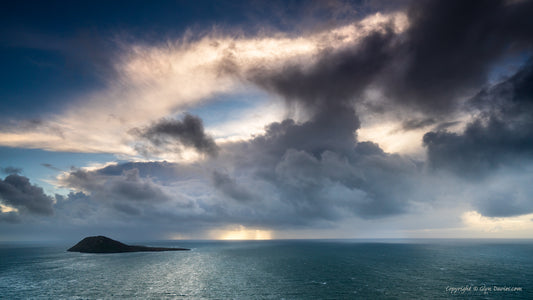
[0,12,409,162]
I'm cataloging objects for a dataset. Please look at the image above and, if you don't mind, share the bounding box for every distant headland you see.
[67,236,190,253]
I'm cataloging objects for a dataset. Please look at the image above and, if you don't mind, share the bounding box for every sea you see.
[1,239,531,299]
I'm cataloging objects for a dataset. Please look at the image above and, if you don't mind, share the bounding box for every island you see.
[67,235,190,253]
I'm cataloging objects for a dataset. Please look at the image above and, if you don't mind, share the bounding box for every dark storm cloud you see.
[95,161,192,181]
[245,0,533,117]
[134,114,219,157]
[218,106,419,222]
[1,166,22,174]
[385,0,533,114]
[56,162,216,225]
[11,0,533,235]
[401,118,436,131]
[53,138,417,231]
[225,0,533,222]
[0,211,21,223]
[60,167,171,206]
[433,121,461,132]
[214,4,436,221]
[112,202,142,216]
[0,174,54,216]
[252,107,360,158]
[249,27,396,114]
[54,191,89,204]
[424,61,533,178]
[477,191,533,218]
[470,59,533,116]
[55,162,232,232]
[212,170,254,202]
[212,7,429,221]
[54,191,94,219]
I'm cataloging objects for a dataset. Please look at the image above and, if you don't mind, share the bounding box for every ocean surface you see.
[1,239,532,299]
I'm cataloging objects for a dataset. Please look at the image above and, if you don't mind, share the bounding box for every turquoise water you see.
[1,240,532,299]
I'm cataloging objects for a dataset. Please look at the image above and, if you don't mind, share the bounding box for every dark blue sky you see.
[2,0,339,116]
[1,0,250,116]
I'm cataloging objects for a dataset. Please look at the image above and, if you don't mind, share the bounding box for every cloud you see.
[41,163,63,172]
[23,5,452,231]
[134,114,219,157]
[53,191,98,223]
[420,60,533,218]
[401,118,437,131]
[0,211,21,223]
[464,165,533,218]
[247,26,397,115]
[4,1,533,238]
[95,160,185,179]
[216,105,419,223]
[212,170,254,202]
[423,60,533,178]
[0,10,408,159]
[0,1,531,158]
[52,125,419,232]
[462,210,533,236]
[383,0,533,114]
[0,166,22,174]
[480,193,530,218]
[59,167,171,205]
[47,35,529,233]
[244,0,533,119]
[209,9,422,222]
[24,10,419,230]
[0,174,54,216]
[433,121,461,132]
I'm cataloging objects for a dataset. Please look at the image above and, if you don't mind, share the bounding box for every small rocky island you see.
[68,235,190,253]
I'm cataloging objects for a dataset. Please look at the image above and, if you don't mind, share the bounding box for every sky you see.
[1,0,533,241]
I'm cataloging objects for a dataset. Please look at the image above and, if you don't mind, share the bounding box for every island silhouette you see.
[68,236,190,253]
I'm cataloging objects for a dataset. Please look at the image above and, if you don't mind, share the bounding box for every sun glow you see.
[462,210,533,237]
[0,204,18,213]
[214,225,272,240]
[357,122,425,155]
